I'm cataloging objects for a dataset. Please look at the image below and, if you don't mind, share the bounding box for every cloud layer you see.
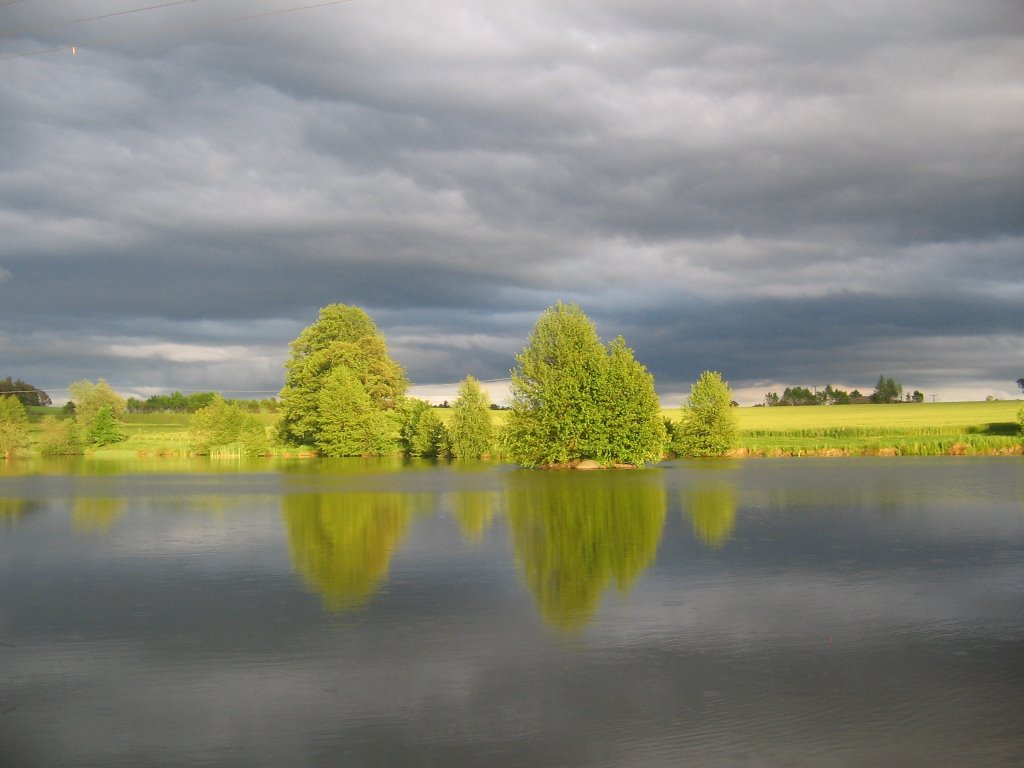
[2,0,1022,403]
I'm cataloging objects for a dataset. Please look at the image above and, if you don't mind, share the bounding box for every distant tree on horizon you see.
[0,377,51,407]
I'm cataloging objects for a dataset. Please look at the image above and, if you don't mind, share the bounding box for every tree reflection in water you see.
[506,471,666,632]
[72,497,125,533]
[282,492,413,611]
[451,490,499,543]
[682,464,740,549]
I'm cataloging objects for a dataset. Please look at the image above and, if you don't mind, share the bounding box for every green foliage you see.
[88,406,127,447]
[0,376,51,406]
[1017,408,1024,436]
[69,379,127,439]
[448,376,493,459]
[399,398,450,457]
[279,304,407,451]
[190,395,269,457]
[593,337,666,466]
[675,371,738,457]
[502,302,664,467]
[38,415,84,455]
[313,367,396,457]
[0,395,31,458]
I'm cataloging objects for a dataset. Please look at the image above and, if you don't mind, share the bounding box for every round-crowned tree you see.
[279,304,407,454]
[503,302,664,468]
[675,371,738,457]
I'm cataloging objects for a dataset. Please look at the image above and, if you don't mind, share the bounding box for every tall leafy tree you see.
[278,304,407,451]
[0,395,31,459]
[675,371,738,457]
[503,302,663,467]
[448,376,494,459]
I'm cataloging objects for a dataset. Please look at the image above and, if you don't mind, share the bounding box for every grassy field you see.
[19,400,1024,459]
[722,401,1023,456]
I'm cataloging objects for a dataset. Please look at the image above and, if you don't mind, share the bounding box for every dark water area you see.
[1,457,1022,767]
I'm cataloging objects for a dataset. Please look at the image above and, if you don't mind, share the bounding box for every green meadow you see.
[22,399,1023,459]
[725,400,1023,456]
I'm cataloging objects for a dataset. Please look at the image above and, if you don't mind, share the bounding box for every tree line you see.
[763,377,924,406]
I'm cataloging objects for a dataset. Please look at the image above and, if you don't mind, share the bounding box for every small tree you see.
[88,406,127,447]
[0,395,31,459]
[675,371,738,457]
[449,376,493,459]
[399,398,449,457]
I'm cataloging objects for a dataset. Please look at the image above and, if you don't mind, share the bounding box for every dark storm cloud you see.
[1,0,1022,401]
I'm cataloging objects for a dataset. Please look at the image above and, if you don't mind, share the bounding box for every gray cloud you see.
[1,0,1022,402]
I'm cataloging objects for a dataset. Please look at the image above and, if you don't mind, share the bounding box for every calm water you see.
[1,457,1022,767]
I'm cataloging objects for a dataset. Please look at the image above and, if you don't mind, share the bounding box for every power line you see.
[0,0,201,39]
[0,0,360,61]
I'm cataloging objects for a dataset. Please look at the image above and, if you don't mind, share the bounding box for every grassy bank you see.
[19,401,1024,459]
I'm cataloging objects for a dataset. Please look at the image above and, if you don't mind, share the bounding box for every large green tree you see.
[448,376,493,459]
[0,395,31,459]
[675,371,738,457]
[503,302,664,467]
[278,304,407,453]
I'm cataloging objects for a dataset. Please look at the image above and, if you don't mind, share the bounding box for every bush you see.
[38,416,84,455]
[191,395,269,457]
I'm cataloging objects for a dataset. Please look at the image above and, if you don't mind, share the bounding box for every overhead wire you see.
[0,0,201,39]
[0,0,360,61]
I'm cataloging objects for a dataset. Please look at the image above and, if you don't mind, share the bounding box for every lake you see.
[1,457,1022,767]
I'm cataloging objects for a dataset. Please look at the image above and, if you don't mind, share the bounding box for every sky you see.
[1,0,1022,406]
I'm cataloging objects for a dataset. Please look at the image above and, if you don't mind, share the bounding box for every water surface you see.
[2,458,1022,767]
